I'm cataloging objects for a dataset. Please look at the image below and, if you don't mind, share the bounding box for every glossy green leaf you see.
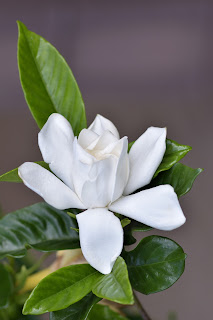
[88,304,128,320]
[0,202,80,259]
[17,21,87,135]
[23,264,99,315]
[151,163,203,197]
[0,161,49,183]
[50,293,101,320]
[153,139,192,178]
[0,264,13,309]
[92,257,134,305]
[124,220,152,246]
[123,236,186,295]
[128,139,191,179]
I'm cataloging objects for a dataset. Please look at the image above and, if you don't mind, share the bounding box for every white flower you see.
[18,114,186,274]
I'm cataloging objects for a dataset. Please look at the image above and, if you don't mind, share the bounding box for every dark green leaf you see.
[19,316,41,320]
[122,307,143,320]
[0,202,80,259]
[124,220,152,246]
[130,221,152,233]
[153,139,192,178]
[92,257,134,305]
[17,21,87,135]
[50,293,101,320]
[88,304,128,320]
[123,313,142,320]
[128,139,191,178]
[0,161,49,183]
[123,230,137,246]
[125,316,142,320]
[23,264,99,315]
[0,264,13,309]
[151,163,203,197]
[123,236,186,295]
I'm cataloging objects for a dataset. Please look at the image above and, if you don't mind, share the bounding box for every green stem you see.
[134,292,152,320]
[26,252,53,276]
[15,252,53,292]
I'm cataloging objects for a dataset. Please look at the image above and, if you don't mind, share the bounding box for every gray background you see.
[0,1,212,319]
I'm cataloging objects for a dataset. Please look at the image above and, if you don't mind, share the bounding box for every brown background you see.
[0,1,212,319]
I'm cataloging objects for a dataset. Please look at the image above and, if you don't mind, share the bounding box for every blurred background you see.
[0,0,212,319]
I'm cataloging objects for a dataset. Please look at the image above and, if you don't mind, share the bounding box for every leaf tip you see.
[22,304,29,315]
[17,20,29,38]
[186,144,192,151]
[17,20,25,30]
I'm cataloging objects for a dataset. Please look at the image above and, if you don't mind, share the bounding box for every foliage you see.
[17,21,87,135]
[123,236,186,295]
[0,203,80,259]
[0,21,203,320]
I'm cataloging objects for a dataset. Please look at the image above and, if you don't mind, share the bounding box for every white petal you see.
[78,129,99,149]
[111,137,129,202]
[87,130,118,152]
[18,162,85,210]
[124,127,166,195]
[38,113,74,189]
[77,208,123,274]
[109,185,186,231]
[86,131,119,160]
[89,114,120,139]
[72,138,117,208]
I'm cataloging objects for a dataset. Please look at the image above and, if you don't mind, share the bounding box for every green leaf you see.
[124,220,152,246]
[151,163,203,197]
[122,307,143,320]
[121,218,131,228]
[128,139,191,178]
[123,230,137,246]
[23,264,99,315]
[0,264,13,309]
[153,139,192,178]
[50,293,101,320]
[17,21,87,135]
[0,202,80,259]
[88,304,128,320]
[19,316,41,320]
[0,161,49,183]
[123,236,186,295]
[92,257,134,305]
[125,316,142,320]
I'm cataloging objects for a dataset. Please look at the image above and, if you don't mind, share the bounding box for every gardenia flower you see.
[18,113,186,274]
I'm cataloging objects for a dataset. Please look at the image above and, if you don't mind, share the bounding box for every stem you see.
[15,252,53,292]
[19,267,51,294]
[26,252,53,276]
[133,292,152,320]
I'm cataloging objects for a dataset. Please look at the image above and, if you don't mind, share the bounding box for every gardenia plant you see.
[19,113,185,275]
[0,21,202,320]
